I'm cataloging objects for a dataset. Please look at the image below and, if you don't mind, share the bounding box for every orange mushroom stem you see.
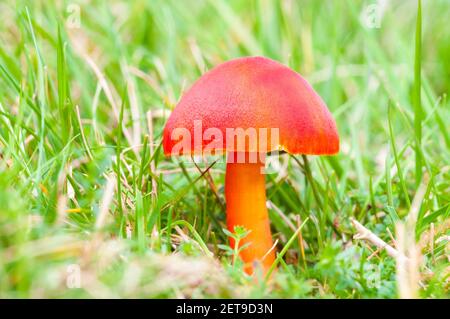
[225,152,275,274]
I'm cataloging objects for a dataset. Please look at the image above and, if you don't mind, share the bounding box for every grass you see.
[0,0,449,298]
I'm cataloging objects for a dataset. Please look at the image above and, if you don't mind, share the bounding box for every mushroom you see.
[163,56,339,274]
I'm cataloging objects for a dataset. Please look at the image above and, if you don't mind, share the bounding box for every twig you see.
[192,158,225,209]
[267,200,296,232]
[351,218,406,260]
[367,245,383,261]
[386,227,397,248]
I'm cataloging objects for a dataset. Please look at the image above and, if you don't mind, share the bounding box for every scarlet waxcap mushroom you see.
[163,56,339,275]
[163,56,339,155]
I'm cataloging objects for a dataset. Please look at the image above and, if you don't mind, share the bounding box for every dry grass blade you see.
[395,177,428,299]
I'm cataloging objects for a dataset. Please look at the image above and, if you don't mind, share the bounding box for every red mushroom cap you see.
[163,56,339,156]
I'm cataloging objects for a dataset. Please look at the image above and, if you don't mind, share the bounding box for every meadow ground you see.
[0,0,449,298]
